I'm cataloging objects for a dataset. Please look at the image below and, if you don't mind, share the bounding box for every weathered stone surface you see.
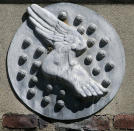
[114,114,134,130]
[38,117,49,129]
[3,113,134,130]
[56,115,110,131]
[84,116,110,130]
[2,113,38,129]
[82,116,110,131]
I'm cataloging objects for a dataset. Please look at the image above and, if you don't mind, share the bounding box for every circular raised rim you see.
[7,3,125,120]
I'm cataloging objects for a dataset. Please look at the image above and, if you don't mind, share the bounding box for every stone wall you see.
[0,3,134,131]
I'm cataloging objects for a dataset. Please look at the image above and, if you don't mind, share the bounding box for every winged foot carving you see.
[27,4,108,98]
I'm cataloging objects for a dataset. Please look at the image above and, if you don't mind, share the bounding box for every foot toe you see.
[82,86,92,97]
[76,86,87,98]
[90,83,104,95]
[87,84,98,96]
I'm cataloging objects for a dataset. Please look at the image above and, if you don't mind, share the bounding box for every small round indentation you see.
[34,47,45,59]
[27,88,35,99]
[58,11,67,21]
[105,62,114,72]
[46,84,53,93]
[57,100,64,108]
[18,54,27,66]
[84,55,92,65]
[99,37,109,48]
[29,76,38,87]
[92,68,100,76]
[101,80,111,88]
[96,50,106,61]
[22,39,31,49]
[74,15,83,26]
[77,26,85,35]
[17,70,26,81]
[87,38,96,48]
[59,90,66,97]
[87,23,97,35]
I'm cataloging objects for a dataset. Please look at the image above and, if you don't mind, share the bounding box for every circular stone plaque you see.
[7,3,125,120]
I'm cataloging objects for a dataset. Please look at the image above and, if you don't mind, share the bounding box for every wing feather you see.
[27,4,74,45]
[30,4,58,28]
[36,27,64,42]
[30,4,73,33]
[28,6,55,32]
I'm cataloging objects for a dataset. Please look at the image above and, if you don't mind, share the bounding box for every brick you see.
[83,116,110,131]
[56,115,110,131]
[55,127,81,131]
[38,117,49,129]
[2,113,38,129]
[114,114,134,130]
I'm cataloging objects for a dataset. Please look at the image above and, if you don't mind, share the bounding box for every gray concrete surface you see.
[0,4,134,130]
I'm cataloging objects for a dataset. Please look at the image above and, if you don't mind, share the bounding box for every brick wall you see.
[2,113,134,130]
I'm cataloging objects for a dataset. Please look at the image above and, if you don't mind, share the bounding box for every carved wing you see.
[27,4,77,46]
